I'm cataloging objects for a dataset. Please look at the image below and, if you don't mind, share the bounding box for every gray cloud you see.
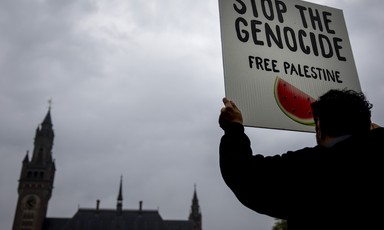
[1,0,383,230]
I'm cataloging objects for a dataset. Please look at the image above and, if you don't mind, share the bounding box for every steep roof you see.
[164,220,194,230]
[43,208,192,230]
[43,218,70,230]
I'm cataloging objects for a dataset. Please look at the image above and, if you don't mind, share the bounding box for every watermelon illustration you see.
[274,76,316,126]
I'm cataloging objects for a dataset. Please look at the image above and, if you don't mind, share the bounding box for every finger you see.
[230,100,239,110]
[222,97,229,104]
[222,97,232,108]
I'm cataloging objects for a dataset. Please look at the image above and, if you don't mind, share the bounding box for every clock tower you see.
[12,108,56,230]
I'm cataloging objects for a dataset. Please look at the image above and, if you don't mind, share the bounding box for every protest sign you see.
[218,0,361,132]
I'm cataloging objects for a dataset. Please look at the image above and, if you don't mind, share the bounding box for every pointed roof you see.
[117,175,123,214]
[189,184,201,222]
[23,151,29,163]
[42,108,52,126]
[36,106,54,140]
[192,184,198,203]
[117,175,123,201]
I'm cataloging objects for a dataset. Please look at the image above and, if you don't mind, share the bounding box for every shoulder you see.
[344,127,384,145]
[281,145,325,160]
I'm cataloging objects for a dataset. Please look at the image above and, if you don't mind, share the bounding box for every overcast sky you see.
[1,0,383,230]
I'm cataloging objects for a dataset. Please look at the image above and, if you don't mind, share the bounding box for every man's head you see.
[311,89,372,140]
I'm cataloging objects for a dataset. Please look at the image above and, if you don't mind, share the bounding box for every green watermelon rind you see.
[273,76,315,126]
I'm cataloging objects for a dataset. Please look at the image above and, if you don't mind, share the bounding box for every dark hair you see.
[311,89,372,136]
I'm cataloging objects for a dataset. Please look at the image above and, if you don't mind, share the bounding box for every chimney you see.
[139,201,143,212]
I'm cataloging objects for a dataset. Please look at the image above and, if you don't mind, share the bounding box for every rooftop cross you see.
[48,98,53,110]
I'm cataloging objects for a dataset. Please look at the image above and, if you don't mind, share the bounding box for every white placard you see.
[219,0,361,132]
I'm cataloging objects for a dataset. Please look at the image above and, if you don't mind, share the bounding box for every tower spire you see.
[117,175,123,214]
[32,106,54,164]
[13,107,56,230]
[189,184,202,230]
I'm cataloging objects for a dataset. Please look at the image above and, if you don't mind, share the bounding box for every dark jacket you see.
[219,123,384,230]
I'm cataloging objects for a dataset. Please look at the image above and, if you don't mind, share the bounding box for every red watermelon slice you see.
[274,76,315,126]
